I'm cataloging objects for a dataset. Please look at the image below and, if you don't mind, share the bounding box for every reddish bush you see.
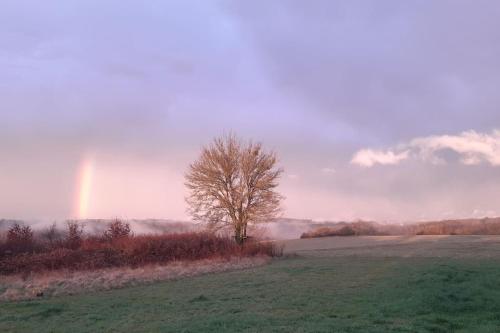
[301,221,386,239]
[65,221,84,249]
[411,218,500,235]
[241,240,283,257]
[103,220,131,241]
[336,226,356,236]
[301,226,356,238]
[39,222,64,246]
[301,218,500,239]
[4,224,34,254]
[0,231,280,275]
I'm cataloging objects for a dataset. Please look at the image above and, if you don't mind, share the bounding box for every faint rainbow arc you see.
[75,156,94,219]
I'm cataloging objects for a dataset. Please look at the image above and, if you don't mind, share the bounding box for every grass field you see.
[2,236,500,332]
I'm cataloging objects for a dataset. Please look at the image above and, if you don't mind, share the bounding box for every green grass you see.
[2,256,500,332]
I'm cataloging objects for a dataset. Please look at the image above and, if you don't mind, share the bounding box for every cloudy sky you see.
[2,0,500,222]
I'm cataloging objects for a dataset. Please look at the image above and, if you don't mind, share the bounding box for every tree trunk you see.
[234,224,243,245]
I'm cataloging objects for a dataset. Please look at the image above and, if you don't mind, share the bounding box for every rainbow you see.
[75,155,94,219]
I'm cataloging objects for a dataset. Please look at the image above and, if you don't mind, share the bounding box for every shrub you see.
[0,232,6,258]
[66,221,84,249]
[337,226,356,236]
[4,224,34,254]
[301,226,356,238]
[300,221,389,238]
[0,231,281,275]
[103,220,131,241]
[39,222,64,246]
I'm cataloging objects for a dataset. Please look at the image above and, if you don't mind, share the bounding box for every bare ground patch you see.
[0,256,270,301]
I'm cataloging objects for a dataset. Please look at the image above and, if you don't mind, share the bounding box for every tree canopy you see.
[185,134,284,243]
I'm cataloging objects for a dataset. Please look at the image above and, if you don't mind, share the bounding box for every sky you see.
[2,0,500,222]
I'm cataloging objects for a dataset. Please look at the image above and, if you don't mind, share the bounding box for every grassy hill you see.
[2,236,500,332]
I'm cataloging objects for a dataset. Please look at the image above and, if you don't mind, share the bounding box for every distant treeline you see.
[300,218,500,238]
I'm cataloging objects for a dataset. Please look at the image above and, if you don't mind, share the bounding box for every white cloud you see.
[321,167,336,174]
[352,129,500,168]
[410,130,500,166]
[351,149,409,167]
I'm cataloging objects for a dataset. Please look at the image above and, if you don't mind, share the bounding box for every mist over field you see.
[4,217,500,242]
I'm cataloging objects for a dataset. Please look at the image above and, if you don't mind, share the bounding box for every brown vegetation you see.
[5,224,34,253]
[412,218,500,235]
[300,218,500,238]
[0,256,270,301]
[300,221,383,238]
[0,221,282,275]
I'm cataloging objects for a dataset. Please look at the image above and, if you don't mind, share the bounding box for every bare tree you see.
[66,221,84,249]
[185,133,284,244]
[40,222,63,245]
